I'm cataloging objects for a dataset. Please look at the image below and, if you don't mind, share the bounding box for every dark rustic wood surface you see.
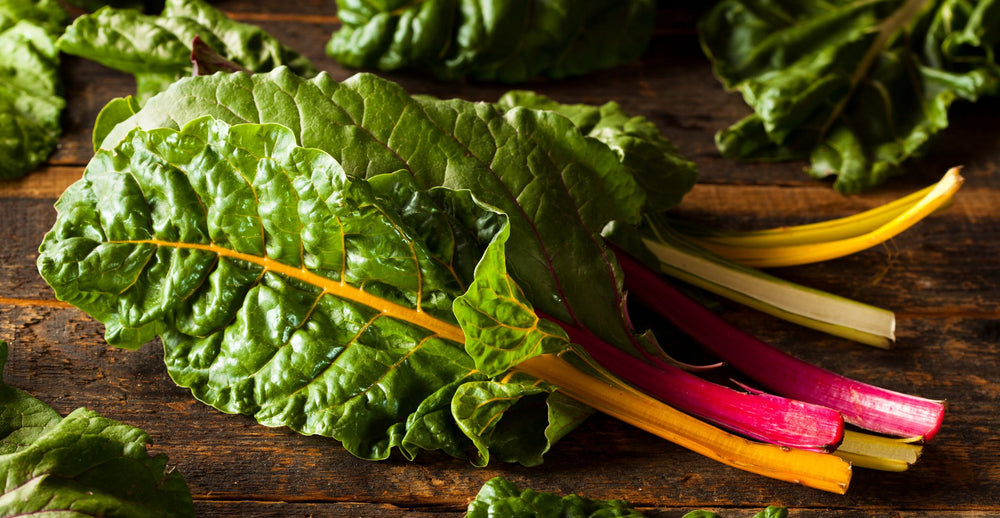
[2,2,999,516]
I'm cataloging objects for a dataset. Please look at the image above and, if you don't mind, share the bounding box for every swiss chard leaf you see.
[57,0,317,102]
[465,477,645,517]
[699,0,1000,193]
[39,117,590,466]
[465,477,791,518]
[0,0,66,179]
[96,68,693,360]
[496,90,697,213]
[328,0,656,83]
[0,341,194,517]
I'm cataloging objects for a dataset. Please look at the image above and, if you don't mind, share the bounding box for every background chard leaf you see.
[327,0,656,82]
[465,476,791,517]
[39,118,586,465]
[466,477,645,517]
[0,342,194,517]
[97,68,694,360]
[0,0,67,179]
[57,0,316,102]
[699,0,1000,193]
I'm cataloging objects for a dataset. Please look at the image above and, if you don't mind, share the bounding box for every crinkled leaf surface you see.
[699,0,1000,193]
[465,477,645,517]
[496,90,697,212]
[0,342,194,517]
[0,0,65,34]
[0,0,66,179]
[39,117,590,465]
[98,68,679,359]
[328,0,655,82]
[683,508,789,518]
[57,0,316,102]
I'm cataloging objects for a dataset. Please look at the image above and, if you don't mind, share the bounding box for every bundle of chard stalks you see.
[37,43,961,493]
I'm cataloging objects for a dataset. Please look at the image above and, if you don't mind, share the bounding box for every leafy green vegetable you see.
[465,477,791,517]
[683,507,788,518]
[0,0,67,179]
[496,91,698,212]
[0,341,194,517]
[465,477,645,517]
[328,0,656,82]
[38,117,591,466]
[699,0,1000,192]
[57,0,317,102]
[95,68,696,362]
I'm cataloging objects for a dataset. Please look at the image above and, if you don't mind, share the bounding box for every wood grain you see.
[2,2,999,517]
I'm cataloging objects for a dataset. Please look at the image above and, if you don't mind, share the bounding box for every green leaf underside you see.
[57,0,317,102]
[97,68,694,361]
[0,342,194,517]
[0,0,67,179]
[39,118,591,465]
[699,0,1000,193]
[328,0,656,82]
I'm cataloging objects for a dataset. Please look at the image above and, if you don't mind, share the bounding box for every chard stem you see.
[680,168,963,267]
[671,181,941,247]
[614,249,945,441]
[833,430,923,472]
[516,354,853,494]
[638,229,895,348]
[550,318,844,451]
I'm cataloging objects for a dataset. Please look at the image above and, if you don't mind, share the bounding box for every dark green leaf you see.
[328,0,655,82]
[0,0,66,179]
[682,507,788,518]
[0,0,66,34]
[0,341,194,517]
[465,477,645,517]
[699,0,1000,192]
[57,0,317,102]
[39,117,585,465]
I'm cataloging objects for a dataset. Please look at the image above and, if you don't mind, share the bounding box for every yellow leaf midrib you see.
[114,238,467,343]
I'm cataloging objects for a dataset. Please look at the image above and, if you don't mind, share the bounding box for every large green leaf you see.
[57,0,317,102]
[0,342,194,517]
[699,0,1000,193]
[97,69,689,359]
[39,117,589,465]
[0,0,66,179]
[328,0,655,82]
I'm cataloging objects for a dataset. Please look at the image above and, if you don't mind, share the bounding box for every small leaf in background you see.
[328,0,656,82]
[465,477,792,518]
[465,477,645,517]
[0,341,194,517]
[57,0,316,102]
[0,0,67,179]
[699,0,1000,193]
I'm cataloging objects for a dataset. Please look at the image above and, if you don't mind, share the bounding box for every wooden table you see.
[3,2,999,516]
